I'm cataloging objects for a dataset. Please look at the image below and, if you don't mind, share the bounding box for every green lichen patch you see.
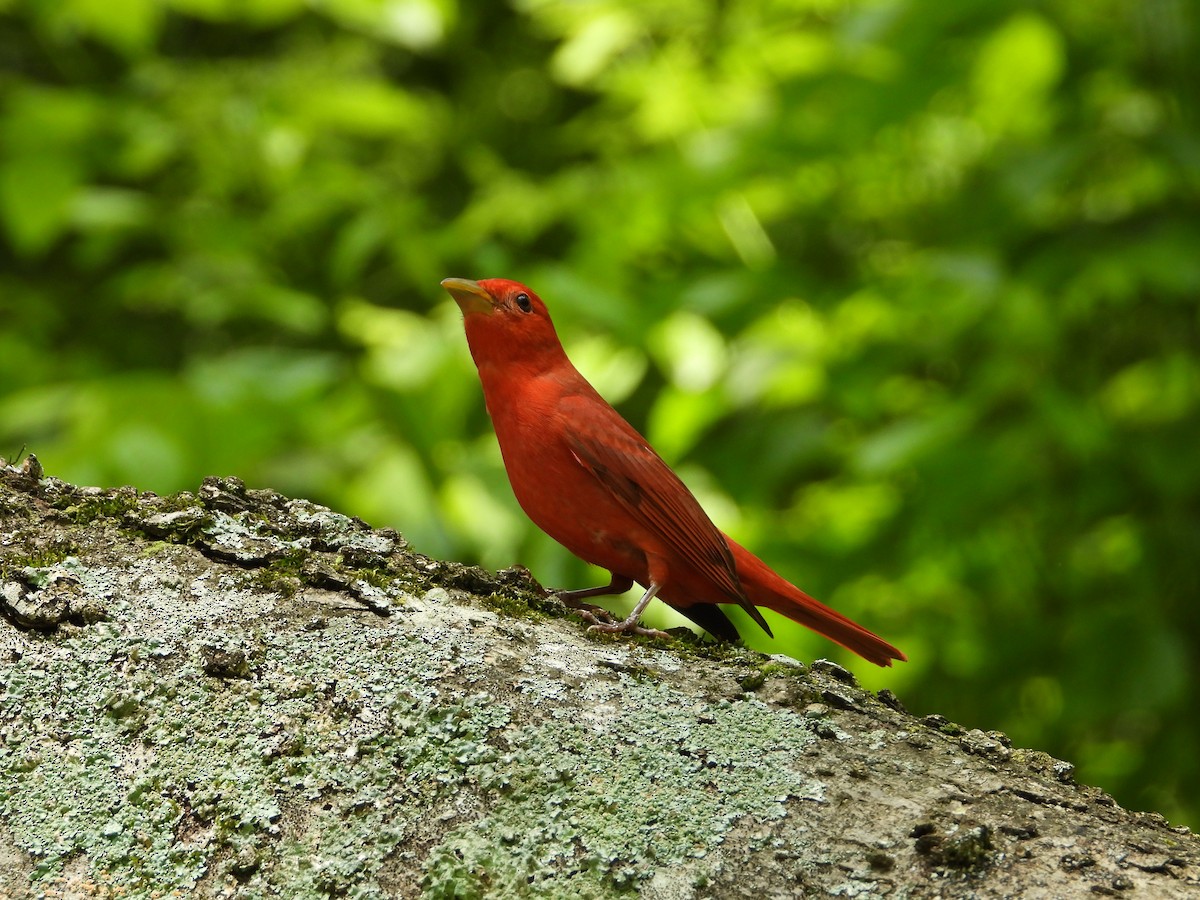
[251,558,304,599]
[481,589,552,622]
[420,680,823,897]
[0,538,80,572]
[739,659,808,692]
[50,488,142,526]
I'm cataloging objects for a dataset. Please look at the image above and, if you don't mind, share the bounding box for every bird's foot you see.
[556,593,617,623]
[585,614,671,640]
[555,582,670,638]
[557,596,669,638]
[565,606,610,628]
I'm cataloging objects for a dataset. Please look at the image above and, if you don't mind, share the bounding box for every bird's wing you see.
[559,392,770,634]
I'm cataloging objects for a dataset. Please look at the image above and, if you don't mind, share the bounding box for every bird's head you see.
[441,277,564,368]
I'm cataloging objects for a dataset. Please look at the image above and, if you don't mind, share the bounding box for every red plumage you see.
[442,276,905,667]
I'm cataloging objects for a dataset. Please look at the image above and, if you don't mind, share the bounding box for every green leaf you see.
[0,154,81,256]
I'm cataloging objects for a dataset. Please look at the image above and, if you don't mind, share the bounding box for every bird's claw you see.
[567,607,618,630]
[557,595,617,623]
[585,619,672,640]
[555,585,670,639]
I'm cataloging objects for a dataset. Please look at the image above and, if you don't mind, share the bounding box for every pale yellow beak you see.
[440,277,495,315]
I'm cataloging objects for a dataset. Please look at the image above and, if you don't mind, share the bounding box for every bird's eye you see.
[515,292,532,313]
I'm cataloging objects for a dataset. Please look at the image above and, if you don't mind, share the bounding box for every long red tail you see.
[726,536,906,667]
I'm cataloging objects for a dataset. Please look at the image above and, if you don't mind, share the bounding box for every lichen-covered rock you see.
[0,464,1197,899]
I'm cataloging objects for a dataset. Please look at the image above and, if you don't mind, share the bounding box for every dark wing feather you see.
[559,393,771,634]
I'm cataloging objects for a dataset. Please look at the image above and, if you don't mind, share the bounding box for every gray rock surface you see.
[0,462,1196,898]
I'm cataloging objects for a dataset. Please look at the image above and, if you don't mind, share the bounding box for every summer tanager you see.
[442,276,906,667]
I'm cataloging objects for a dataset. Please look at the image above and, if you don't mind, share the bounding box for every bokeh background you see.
[2,0,1197,830]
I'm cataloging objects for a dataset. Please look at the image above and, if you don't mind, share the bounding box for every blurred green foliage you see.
[2,0,1197,831]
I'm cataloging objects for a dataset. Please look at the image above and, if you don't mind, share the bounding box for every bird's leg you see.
[555,574,633,625]
[584,581,671,639]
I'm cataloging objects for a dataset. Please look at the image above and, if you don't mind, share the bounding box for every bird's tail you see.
[726,537,907,667]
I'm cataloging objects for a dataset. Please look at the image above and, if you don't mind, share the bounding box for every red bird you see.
[442,277,906,667]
